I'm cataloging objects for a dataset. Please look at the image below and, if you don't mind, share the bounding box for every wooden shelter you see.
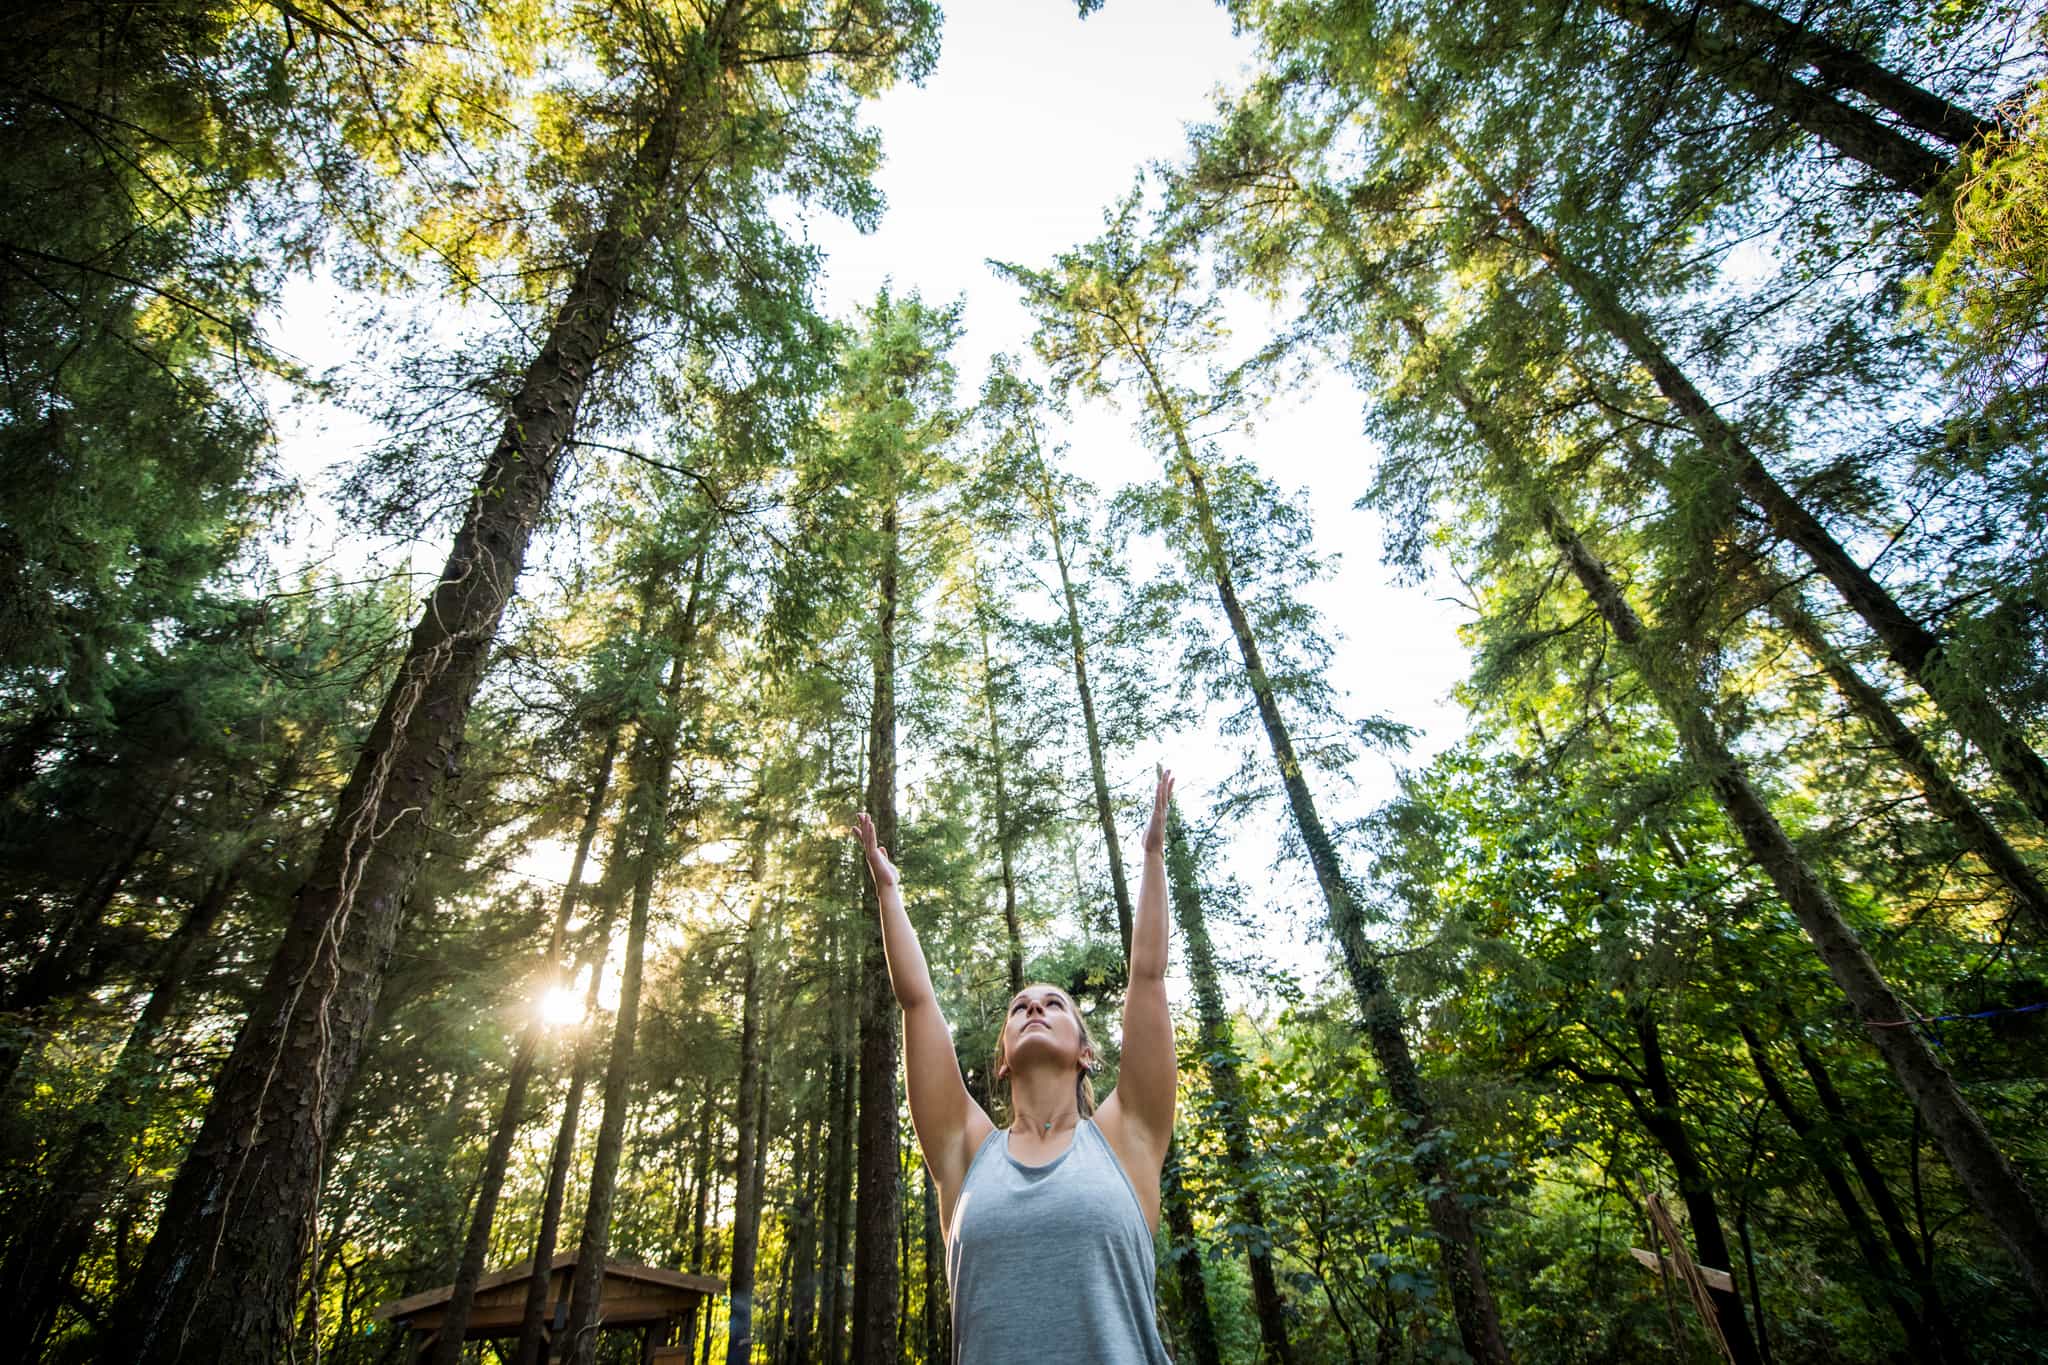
[373,1252,724,1362]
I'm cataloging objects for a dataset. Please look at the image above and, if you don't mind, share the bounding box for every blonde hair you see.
[991,986,1099,1120]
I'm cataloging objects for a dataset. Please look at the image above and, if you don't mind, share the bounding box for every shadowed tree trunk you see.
[1739,1022,1952,1361]
[1690,0,1997,147]
[1135,357,1512,1365]
[432,729,621,1365]
[1448,374,2048,1305]
[725,828,770,1365]
[1162,1137,1224,1365]
[852,492,902,1365]
[10,745,300,1353]
[1438,136,2048,838]
[1783,1014,1959,1345]
[922,1165,944,1361]
[106,99,689,1365]
[511,931,614,1365]
[972,573,1025,993]
[1600,0,1956,192]
[820,937,857,1365]
[1163,799,1292,1364]
[564,559,706,1365]
[1628,1004,1763,1365]
[1761,584,2048,932]
[783,1104,821,1365]
[1036,465,1135,956]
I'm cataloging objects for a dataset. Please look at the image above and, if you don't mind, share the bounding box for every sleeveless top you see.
[945,1117,1173,1364]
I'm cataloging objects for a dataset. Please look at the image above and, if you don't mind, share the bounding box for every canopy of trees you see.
[1,0,2042,1361]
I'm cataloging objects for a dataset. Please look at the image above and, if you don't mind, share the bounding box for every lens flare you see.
[538,985,585,1027]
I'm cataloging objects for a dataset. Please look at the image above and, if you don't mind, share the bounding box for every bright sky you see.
[261,0,1478,1011]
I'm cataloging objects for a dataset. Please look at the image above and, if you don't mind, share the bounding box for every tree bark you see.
[1439,139,2048,836]
[921,1164,944,1362]
[973,578,1026,993]
[1,772,180,1103]
[1601,0,1953,193]
[1625,1003,1763,1365]
[782,1105,821,1365]
[510,934,611,1365]
[433,729,621,1365]
[1137,357,1512,1365]
[106,103,686,1365]
[1039,467,1135,957]
[564,563,705,1365]
[1491,433,2048,1307]
[1764,585,2048,932]
[851,493,902,1365]
[1164,800,1292,1364]
[1740,1022,1951,1361]
[1784,1017,1959,1347]
[10,743,303,1354]
[1162,1136,1224,1365]
[1687,0,1994,148]
[725,832,770,1365]
[820,976,857,1365]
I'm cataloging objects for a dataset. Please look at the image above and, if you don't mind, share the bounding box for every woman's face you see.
[1000,984,1087,1077]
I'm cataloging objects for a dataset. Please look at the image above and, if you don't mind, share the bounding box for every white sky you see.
[259,0,1478,1011]
[793,2,1475,995]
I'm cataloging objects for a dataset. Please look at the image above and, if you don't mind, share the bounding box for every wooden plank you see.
[1630,1246,1735,1293]
[401,1296,693,1334]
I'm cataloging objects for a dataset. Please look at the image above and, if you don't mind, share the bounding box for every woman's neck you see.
[1007,1064,1079,1134]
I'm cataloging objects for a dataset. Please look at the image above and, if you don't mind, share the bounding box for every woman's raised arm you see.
[1100,767,1176,1161]
[855,813,993,1204]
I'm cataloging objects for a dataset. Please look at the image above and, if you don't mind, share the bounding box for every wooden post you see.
[1632,1192,1739,1364]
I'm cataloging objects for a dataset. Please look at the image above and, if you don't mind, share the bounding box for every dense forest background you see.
[2,0,2044,1361]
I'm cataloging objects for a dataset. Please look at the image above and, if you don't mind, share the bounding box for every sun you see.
[537,985,586,1027]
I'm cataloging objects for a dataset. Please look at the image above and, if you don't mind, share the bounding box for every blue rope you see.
[1870,1000,2048,1029]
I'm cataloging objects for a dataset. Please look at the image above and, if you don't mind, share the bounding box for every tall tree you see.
[104,5,936,1359]
[1164,799,1294,1364]
[1002,200,1512,1365]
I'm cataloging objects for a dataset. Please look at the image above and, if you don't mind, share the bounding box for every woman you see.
[852,766,1177,1363]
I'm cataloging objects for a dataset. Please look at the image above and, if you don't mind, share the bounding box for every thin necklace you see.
[1022,1110,1076,1136]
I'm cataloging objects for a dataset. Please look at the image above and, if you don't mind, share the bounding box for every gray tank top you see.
[945,1117,1173,1364]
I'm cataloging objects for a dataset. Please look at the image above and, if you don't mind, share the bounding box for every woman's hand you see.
[1141,764,1174,857]
[854,811,899,888]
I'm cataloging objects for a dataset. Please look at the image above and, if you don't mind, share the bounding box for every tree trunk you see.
[1624,1003,1762,1365]
[688,1086,715,1272]
[725,833,770,1365]
[10,743,303,1354]
[565,565,705,1365]
[1041,468,1135,957]
[973,578,1026,993]
[1688,0,1995,148]
[1740,1022,1951,1361]
[1601,0,1953,193]
[701,1176,726,1365]
[851,495,902,1365]
[1493,433,2048,1306]
[921,1164,944,1362]
[1784,1016,1960,1348]
[107,104,686,1365]
[1764,585,2048,931]
[1,772,179,1104]
[511,917,622,1365]
[819,967,855,1365]
[1163,800,1292,1364]
[1439,139,2048,836]
[1137,356,1512,1365]
[433,729,621,1365]
[1162,1136,1224,1365]
[783,1106,821,1365]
